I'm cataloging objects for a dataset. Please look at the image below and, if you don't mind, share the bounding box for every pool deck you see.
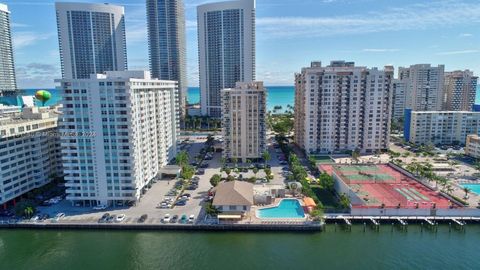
[250,198,308,223]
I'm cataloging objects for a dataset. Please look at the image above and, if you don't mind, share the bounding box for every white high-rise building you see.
[404,110,480,145]
[147,0,187,119]
[391,79,407,121]
[0,3,17,96]
[294,61,393,154]
[0,107,62,205]
[57,71,179,206]
[444,70,478,111]
[55,2,127,79]
[399,64,445,111]
[197,0,256,117]
[221,81,266,162]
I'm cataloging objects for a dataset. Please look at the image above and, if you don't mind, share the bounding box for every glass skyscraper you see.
[55,2,127,79]
[0,3,17,96]
[146,0,187,118]
[197,0,256,117]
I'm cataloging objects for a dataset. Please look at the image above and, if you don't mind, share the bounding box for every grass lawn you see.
[311,185,341,209]
[309,155,334,164]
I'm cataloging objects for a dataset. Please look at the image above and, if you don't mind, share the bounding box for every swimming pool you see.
[460,184,480,195]
[257,199,305,219]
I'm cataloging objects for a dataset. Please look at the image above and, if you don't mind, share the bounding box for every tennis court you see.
[321,164,454,209]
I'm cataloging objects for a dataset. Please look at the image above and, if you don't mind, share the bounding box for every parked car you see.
[192,176,200,181]
[171,215,179,223]
[179,215,188,224]
[175,200,187,206]
[55,213,65,219]
[115,214,126,222]
[162,214,171,223]
[199,163,209,168]
[188,215,195,224]
[138,214,148,223]
[99,213,110,223]
[185,185,197,191]
[197,169,205,175]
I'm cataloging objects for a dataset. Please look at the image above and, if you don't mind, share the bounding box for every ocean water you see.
[188,86,294,112]
[4,86,480,111]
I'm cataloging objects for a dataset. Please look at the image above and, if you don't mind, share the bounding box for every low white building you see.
[465,134,480,159]
[0,107,62,205]
[221,81,267,162]
[57,71,179,206]
[404,110,480,145]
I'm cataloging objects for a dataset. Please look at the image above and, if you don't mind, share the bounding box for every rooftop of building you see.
[0,3,9,13]
[212,181,254,206]
[0,106,59,127]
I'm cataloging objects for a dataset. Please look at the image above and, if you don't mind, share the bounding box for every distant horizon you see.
[2,0,479,89]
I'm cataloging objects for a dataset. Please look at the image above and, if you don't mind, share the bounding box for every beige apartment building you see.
[0,107,62,205]
[465,134,480,159]
[221,81,266,162]
[294,61,393,154]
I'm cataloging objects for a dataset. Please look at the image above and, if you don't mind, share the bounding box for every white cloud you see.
[362,48,400,52]
[436,49,479,55]
[256,1,480,38]
[13,32,53,49]
[16,63,61,89]
[459,33,473,37]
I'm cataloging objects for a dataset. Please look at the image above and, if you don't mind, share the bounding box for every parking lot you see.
[32,136,214,225]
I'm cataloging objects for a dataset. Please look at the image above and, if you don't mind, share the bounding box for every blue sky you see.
[3,0,480,88]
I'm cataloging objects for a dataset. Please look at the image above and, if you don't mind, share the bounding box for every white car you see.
[55,213,65,220]
[31,215,40,222]
[163,214,171,223]
[93,205,107,210]
[115,214,126,222]
[188,215,195,224]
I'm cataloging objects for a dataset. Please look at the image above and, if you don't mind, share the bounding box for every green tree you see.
[181,165,195,180]
[205,202,221,216]
[175,151,189,167]
[210,174,222,187]
[262,151,271,167]
[227,175,235,182]
[14,200,36,218]
[339,193,351,209]
[319,173,334,191]
[310,207,324,222]
[232,158,238,169]
[463,187,471,199]
[252,167,259,177]
[224,168,232,176]
[264,167,271,177]
[352,149,360,164]
[24,206,34,218]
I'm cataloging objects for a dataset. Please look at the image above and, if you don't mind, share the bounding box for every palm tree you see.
[24,206,34,218]
[175,151,189,167]
[463,187,471,199]
[352,149,360,164]
[445,184,454,195]
[232,158,238,169]
[262,151,271,167]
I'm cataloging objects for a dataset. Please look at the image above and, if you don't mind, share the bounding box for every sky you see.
[2,0,480,88]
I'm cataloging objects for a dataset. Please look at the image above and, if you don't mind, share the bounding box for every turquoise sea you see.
[2,86,479,111]
[188,86,295,112]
